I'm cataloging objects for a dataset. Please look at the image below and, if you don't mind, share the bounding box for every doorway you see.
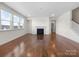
[51,23,54,32]
[51,21,56,33]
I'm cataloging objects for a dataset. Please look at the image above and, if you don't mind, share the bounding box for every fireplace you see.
[37,28,44,35]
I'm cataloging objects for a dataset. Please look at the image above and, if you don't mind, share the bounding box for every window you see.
[1,9,12,30]
[19,17,24,29]
[13,15,19,29]
[0,5,25,31]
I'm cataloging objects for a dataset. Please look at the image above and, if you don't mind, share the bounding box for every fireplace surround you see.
[35,26,46,35]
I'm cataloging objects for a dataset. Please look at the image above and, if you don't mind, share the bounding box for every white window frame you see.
[13,15,20,30]
[0,9,12,30]
[0,5,24,31]
[19,17,24,29]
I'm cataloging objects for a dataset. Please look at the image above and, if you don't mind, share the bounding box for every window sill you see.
[0,29,13,32]
[14,28,24,31]
[0,29,24,32]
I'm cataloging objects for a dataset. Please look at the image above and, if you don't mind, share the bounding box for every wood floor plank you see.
[0,33,79,57]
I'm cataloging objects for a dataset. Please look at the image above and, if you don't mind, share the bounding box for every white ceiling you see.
[4,2,79,17]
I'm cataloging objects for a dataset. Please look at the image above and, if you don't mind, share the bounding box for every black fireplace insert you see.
[37,28,44,35]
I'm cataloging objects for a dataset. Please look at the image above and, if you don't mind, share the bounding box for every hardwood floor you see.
[0,33,79,57]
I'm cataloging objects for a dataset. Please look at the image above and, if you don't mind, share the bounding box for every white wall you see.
[56,11,72,34]
[0,19,28,45]
[27,20,32,34]
[72,21,79,34]
[56,11,79,43]
[32,17,50,34]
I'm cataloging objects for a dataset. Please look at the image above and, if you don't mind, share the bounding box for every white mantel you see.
[32,17,50,34]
